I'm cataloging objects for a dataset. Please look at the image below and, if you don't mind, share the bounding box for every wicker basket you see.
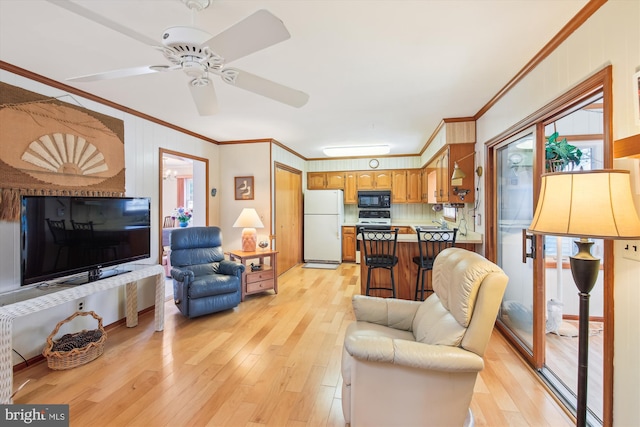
[42,311,107,370]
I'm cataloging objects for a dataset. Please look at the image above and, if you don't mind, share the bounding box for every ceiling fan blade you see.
[189,80,218,116]
[46,0,158,47]
[222,68,309,108]
[68,65,178,82]
[204,9,291,63]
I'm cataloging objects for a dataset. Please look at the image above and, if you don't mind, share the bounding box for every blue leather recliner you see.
[170,226,244,318]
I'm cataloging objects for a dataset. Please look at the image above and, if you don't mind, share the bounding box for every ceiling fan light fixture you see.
[323,145,390,157]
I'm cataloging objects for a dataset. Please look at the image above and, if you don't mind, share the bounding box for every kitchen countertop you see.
[347,220,483,244]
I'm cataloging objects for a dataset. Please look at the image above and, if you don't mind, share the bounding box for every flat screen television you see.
[20,196,151,286]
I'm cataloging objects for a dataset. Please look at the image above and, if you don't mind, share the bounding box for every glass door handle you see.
[522,229,536,263]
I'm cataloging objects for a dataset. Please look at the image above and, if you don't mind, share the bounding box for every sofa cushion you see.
[412,294,466,346]
[341,321,415,386]
[188,274,240,298]
[411,248,507,347]
[432,248,504,328]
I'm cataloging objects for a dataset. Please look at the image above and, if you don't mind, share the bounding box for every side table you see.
[227,249,278,301]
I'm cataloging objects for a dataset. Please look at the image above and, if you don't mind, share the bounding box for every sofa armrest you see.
[170,267,194,284]
[352,295,421,331]
[344,335,484,372]
[218,260,245,278]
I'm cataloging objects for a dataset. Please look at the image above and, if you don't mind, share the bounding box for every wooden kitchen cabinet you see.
[326,172,345,189]
[392,170,408,202]
[307,172,326,190]
[395,226,415,234]
[427,170,437,204]
[344,172,357,204]
[421,167,429,202]
[356,171,392,189]
[342,226,356,262]
[432,143,475,204]
[392,169,421,203]
[307,171,345,190]
[406,169,422,203]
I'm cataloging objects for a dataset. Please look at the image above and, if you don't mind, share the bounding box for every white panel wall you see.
[306,155,420,172]
[219,142,271,251]
[272,143,306,190]
[0,69,220,364]
[475,2,640,424]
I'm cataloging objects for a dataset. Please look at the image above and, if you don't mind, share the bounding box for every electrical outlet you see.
[622,240,640,262]
[77,299,85,311]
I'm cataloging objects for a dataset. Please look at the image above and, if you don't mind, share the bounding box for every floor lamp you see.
[528,170,640,426]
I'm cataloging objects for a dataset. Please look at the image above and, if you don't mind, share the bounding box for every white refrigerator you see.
[304,189,344,263]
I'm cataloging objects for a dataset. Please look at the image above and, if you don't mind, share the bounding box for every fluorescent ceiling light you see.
[323,145,390,157]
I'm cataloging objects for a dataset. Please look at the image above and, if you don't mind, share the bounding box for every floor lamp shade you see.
[528,170,640,426]
[529,170,640,239]
[233,208,264,252]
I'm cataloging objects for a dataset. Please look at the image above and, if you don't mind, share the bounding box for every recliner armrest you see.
[352,295,421,331]
[218,260,245,277]
[344,335,484,372]
[170,267,195,284]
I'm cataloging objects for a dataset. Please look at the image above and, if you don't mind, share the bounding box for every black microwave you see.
[357,191,391,208]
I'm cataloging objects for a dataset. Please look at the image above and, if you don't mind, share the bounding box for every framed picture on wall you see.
[634,70,640,125]
[235,176,254,200]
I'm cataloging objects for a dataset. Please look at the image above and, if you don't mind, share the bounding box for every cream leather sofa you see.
[341,248,508,427]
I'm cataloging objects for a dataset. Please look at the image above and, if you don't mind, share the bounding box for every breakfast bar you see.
[358,227,482,300]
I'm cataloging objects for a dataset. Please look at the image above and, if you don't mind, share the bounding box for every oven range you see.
[356,209,391,229]
[355,210,391,263]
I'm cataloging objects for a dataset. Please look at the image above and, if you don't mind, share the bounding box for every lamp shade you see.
[233,208,264,252]
[233,208,264,229]
[528,170,640,239]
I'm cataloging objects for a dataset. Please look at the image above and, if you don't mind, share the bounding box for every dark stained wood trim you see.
[218,138,274,145]
[271,139,306,160]
[158,148,210,261]
[483,66,612,148]
[0,61,220,145]
[563,134,604,141]
[273,161,302,175]
[474,0,608,120]
[484,65,614,427]
[613,134,640,158]
[419,120,446,156]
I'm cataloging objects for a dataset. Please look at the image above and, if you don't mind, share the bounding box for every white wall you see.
[0,69,221,364]
[219,142,271,251]
[475,1,640,424]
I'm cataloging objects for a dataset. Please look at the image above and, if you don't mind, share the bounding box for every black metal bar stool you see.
[359,227,399,298]
[413,228,458,301]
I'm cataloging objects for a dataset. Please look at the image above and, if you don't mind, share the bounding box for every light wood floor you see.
[13,263,574,426]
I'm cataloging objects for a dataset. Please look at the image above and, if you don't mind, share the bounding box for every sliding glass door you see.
[487,72,611,426]
[495,129,536,354]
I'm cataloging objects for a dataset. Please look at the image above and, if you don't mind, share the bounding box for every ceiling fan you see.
[47,0,309,115]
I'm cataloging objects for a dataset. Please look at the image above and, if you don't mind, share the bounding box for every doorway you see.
[158,148,209,275]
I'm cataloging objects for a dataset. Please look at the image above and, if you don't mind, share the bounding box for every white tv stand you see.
[0,264,165,403]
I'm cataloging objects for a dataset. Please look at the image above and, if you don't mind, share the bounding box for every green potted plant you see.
[545,132,582,172]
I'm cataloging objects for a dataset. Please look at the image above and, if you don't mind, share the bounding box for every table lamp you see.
[233,208,264,252]
[528,170,640,427]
